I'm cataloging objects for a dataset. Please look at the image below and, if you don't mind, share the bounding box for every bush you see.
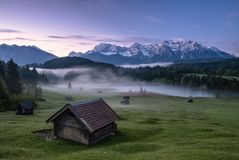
[0,95,37,112]
[0,99,9,112]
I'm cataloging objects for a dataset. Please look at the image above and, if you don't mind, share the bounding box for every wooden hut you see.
[16,101,33,115]
[46,98,118,144]
[123,96,130,100]
[188,98,194,103]
[65,95,73,101]
[121,99,130,105]
[121,96,130,105]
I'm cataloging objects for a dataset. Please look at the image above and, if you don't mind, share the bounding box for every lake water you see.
[112,82,215,97]
[119,62,173,68]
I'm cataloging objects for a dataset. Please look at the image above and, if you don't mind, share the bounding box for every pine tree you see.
[0,78,8,100]
[68,81,72,89]
[0,78,9,111]
[0,61,5,80]
[6,59,22,95]
[35,87,43,100]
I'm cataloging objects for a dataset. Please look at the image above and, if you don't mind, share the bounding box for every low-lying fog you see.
[37,67,238,98]
[119,62,173,68]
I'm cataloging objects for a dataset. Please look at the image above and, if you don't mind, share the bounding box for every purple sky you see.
[0,0,239,56]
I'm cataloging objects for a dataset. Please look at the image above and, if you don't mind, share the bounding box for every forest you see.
[45,57,239,91]
[121,58,239,91]
[1,57,239,112]
[0,59,47,111]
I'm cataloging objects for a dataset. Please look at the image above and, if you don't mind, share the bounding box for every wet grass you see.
[0,90,239,160]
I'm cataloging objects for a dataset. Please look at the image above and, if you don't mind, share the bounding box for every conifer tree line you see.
[0,59,47,111]
[0,59,21,97]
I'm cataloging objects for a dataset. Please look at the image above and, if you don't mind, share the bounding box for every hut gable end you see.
[54,110,85,129]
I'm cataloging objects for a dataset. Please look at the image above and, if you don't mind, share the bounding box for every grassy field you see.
[0,90,239,160]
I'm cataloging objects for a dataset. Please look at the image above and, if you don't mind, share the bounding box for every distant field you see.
[0,90,239,160]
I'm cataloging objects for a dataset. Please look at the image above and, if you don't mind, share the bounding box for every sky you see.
[0,0,239,57]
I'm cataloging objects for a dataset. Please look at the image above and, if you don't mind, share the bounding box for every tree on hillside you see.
[0,61,5,80]
[35,87,43,100]
[0,78,8,100]
[0,78,9,111]
[6,59,22,95]
[39,73,49,84]
[19,66,39,95]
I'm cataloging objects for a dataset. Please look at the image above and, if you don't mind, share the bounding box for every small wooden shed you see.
[16,101,33,115]
[121,96,130,105]
[46,98,118,144]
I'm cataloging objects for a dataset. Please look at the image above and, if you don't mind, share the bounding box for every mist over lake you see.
[36,67,223,97]
[45,81,216,97]
[119,62,173,68]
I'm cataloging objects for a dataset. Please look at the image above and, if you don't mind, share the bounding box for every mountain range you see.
[69,40,234,65]
[0,44,57,65]
[0,40,235,66]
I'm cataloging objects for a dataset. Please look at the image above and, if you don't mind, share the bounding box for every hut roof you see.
[19,101,33,109]
[46,98,119,133]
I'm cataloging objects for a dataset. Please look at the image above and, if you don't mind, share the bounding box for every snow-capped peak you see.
[130,42,142,48]
[92,43,132,56]
[162,40,203,52]
[68,51,83,57]
[94,43,115,52]
[89,40,224,57]
[68,40,234,61]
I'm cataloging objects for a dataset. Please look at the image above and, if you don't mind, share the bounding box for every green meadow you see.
[0,90,239,160]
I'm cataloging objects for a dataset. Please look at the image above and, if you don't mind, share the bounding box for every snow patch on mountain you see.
[68,51,83,57]
[68,40,234,65]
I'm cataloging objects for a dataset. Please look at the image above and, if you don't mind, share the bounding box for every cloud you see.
[47,33,168,51]
[48,34,165,46]
[0,28,24,33]
[48,35,68,39]
[14,37,36,41]
[125,36,163,44]
[93,38,125,43]
[78,42,94,45]
[48,34,125,43]
[145,16,164,23]
[1,37,58,42]
[48,35,93,40]
[69,35,90,39]
[1,37,36,41]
